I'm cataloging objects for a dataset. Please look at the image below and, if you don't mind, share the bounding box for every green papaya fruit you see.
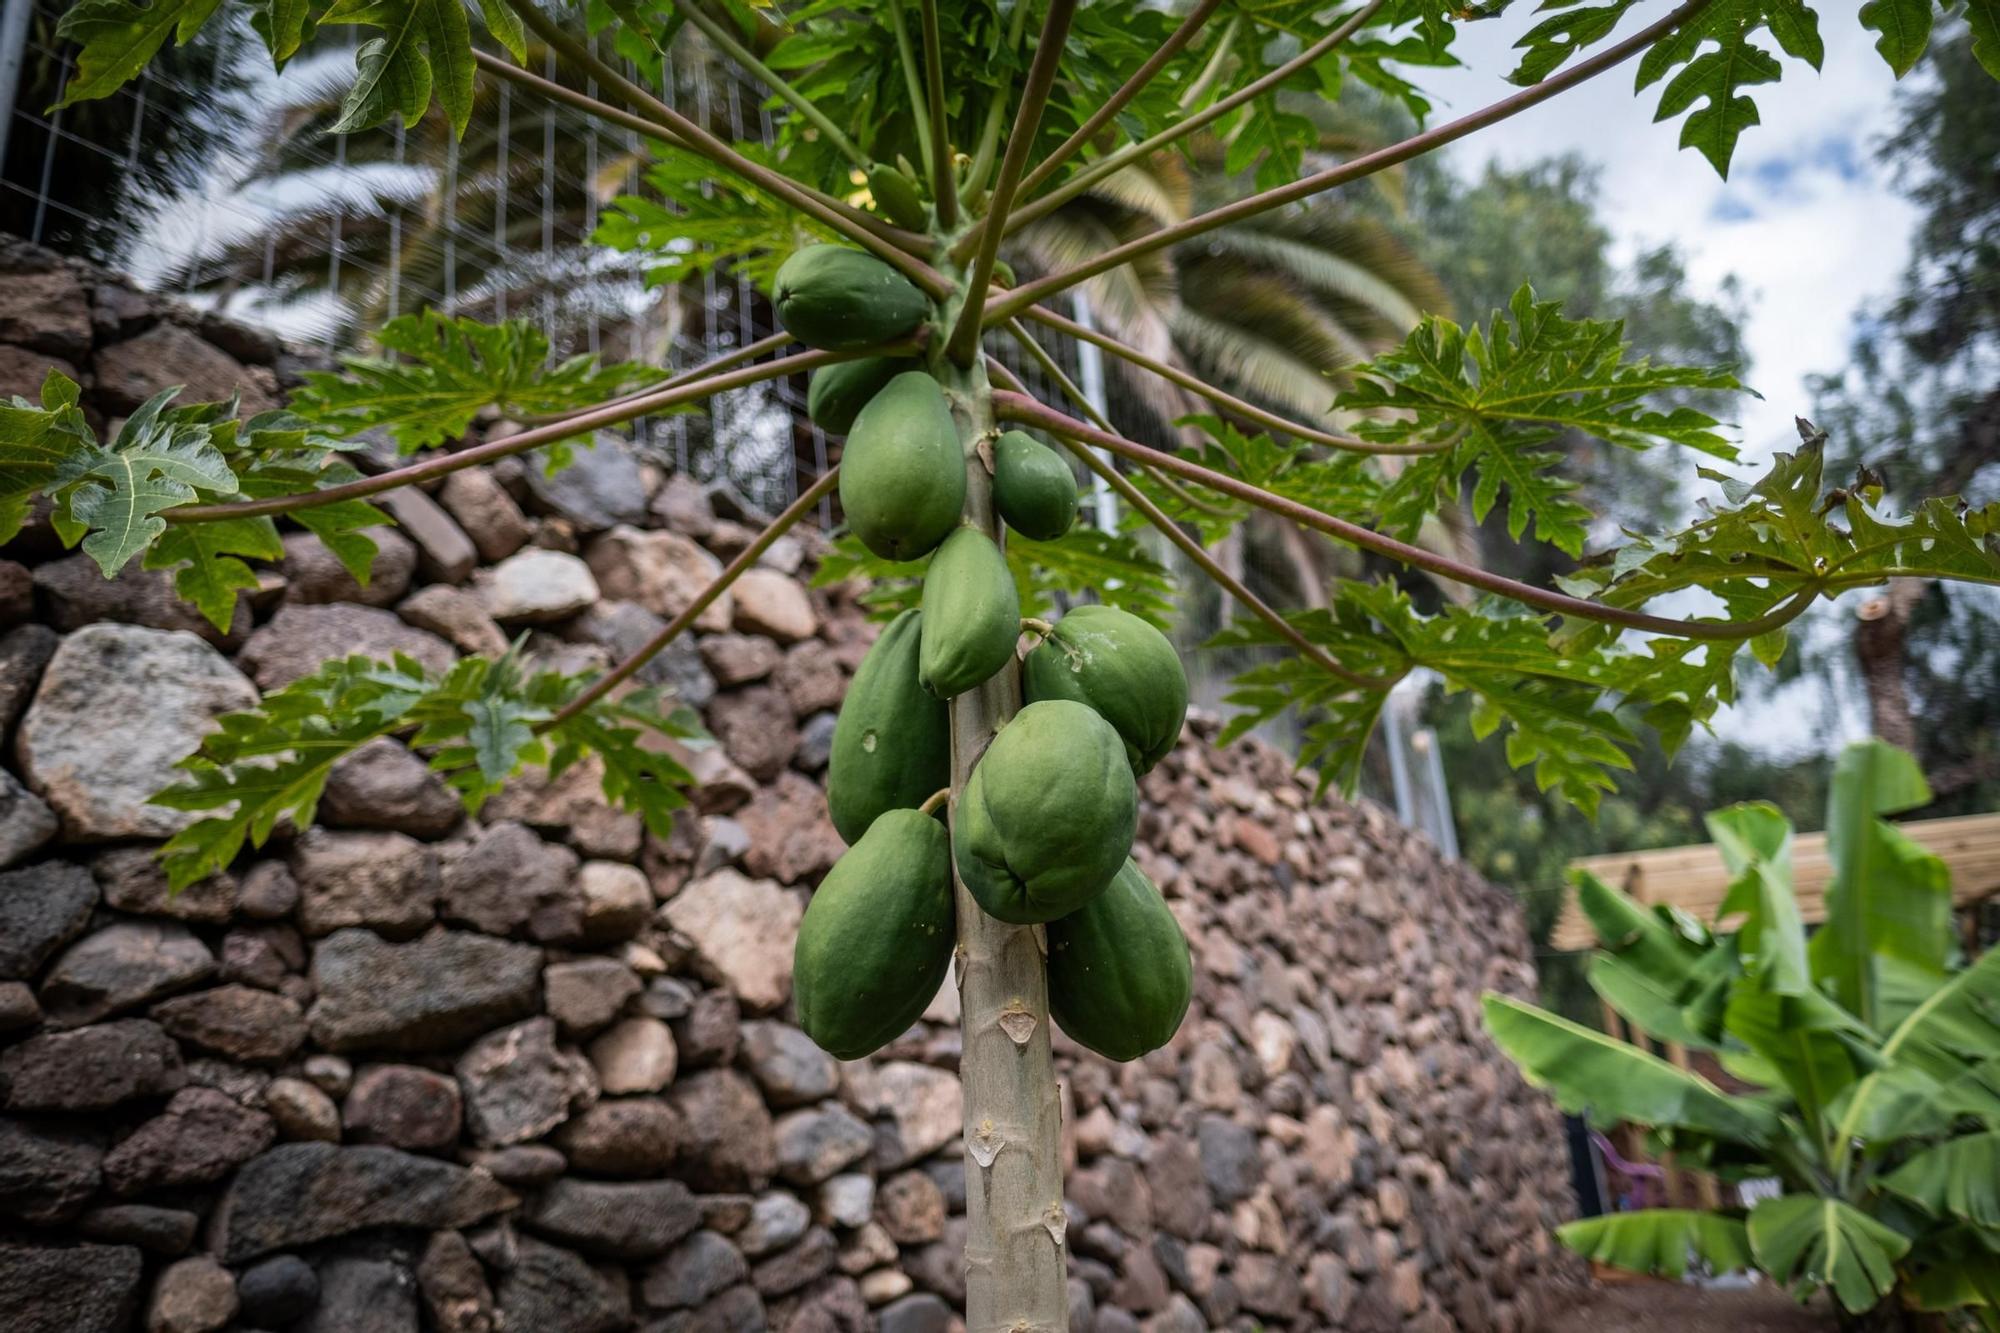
[992,430,1079,541]
[794,809,955,1060]
[772,245,930,351]
[827,608,950,844]
[1024,604,1187,774]
[953,699,1136,924]
[840,372,966,562]
[866,162,930,231]
[807,355,913,435]
[918,526,1020,699]
[1047,858,1192,1062]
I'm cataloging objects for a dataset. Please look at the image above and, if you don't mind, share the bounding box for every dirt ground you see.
[1543,1282,1835,1332]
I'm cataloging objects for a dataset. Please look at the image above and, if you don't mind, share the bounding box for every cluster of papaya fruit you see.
[770,245,1196,1066]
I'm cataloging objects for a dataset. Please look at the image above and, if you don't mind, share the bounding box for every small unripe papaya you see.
[827,608,950,844]
[1024,604,1187,774]
[1048,858,1192,1061]
[794,809,955,1060]
[918,526,1020,699]
[772,245,930,351]
[992,430,1078,541]
[840,371,966,562]
[807,355,913,435]
[953,699,1136,924]
[866,161,930,230]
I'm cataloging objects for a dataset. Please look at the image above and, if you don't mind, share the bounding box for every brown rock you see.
[668,1069,776,1191]
[39,921,215,1026]
[440,469,532,562]
[662,868,801,1012]
[588,1016,678,1094]
[554,1098,684,1176]
[280,528,417,607]
[379,486,478,583]
[440,821,582,941]
[91,847,236,923]
[148,1255,239,1333]
[418,1229,497,1333]
[262,1076,340,1142]
[584,526,732,630]
[0,266,92,357]
[32,554,250,645]
[484,753,644,860]
[706,686,800,780]
[291,828,439,938]
[701,634,782,686]
[577,860,652,943]
[152,985,306,1063]
[876,1170,945,1245]
[456,1016,597,1146]
[102,1087,275,1194]
[397,585,511,657]
[773,643,844,716]
[734,772,844,885]
[344,1064,464,1151]
[95,322,277,416]
[321,737,463,837]
[545,957,642,1035]
[730,570,818,643]
[238,603,455,690]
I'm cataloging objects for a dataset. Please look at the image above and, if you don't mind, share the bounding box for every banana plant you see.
[11,0,2000,1322]
[1488,739,2000,1330]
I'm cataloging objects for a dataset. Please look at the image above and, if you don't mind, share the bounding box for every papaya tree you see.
[8,0,2000,1322]
[1488,740,2000,1329]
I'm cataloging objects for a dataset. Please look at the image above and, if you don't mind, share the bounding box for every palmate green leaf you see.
[596,143,826,291]
[0,370,94,542]
[154,649,709,886]
[1555,1210,1753,1281]
[1883,1133,2000,1229]
[1557,430,2000,649]
[291,311,663,453]
[1860,0,1934,76]
[1006,527,1177,629]
[1971,0,2000,79]
[53,0,222,107]
[1212,580,1742,811]
[144,517,285,634]
[1483,992,1781,1144]
[1341,285,1742,557]
[51,387,241,575]
[1748,1194,1909,1314]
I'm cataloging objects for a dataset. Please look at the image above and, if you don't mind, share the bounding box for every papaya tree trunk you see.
[935,350,1071,1328]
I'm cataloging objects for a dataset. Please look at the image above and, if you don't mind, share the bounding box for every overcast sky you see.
[1415,9,1919,465]
[1409,11,1927,754]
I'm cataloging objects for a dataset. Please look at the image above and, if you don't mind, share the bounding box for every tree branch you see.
[988,0,1712,322]
[543,468,842,727]
[998,319,1228,518]
[987,358,1382,689]
[919,0,958,229]
[1002,0,1387,239]
[677,0,868,170]
[886,0,936,179]
[471,47,921,260]
[169,346,870,524]
[993,389,1824,643]
[1013,0,1226,201]
[945,0,1080,364]
[501,2,950,294]
[1020,303,1451,455]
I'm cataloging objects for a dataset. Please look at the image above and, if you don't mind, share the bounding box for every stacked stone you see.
[0,238,1578,1333]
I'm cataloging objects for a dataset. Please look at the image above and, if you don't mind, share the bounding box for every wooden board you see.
[1550,811,2000,951]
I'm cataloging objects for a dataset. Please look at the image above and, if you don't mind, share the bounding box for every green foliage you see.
[0,373,392,631]
[1487,741,2000,1317]
[1554,1210,1753,1281]
[153,647,705,888]
[1340,285,1742,557]
[596,143,829,292]
[290,311,665,454]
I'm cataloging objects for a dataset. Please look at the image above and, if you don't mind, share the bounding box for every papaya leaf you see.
[597,143,827,291]
[144,516,285,634]
[1860,0,1934,76]
[318,0,475,135]
[1340,285,1742,557]
[1748,1194,1910,1313]
[1883,1134,2000,1229]
[1965,0,2000,80]
[1633,0,1824,178]
[0,370,95,540]
[1556,1209,1753,1281]
[1005,527,1176,629]
[154,649,708,887]
[51,389,240,575]
[1483,992,1781,1144]
[52,0,223,107]
[290,311,664,453]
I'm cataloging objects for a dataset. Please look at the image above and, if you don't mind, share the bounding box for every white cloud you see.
[1413,9,1919,460]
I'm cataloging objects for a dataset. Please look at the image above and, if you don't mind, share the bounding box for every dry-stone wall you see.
[0,238,1579,1333]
